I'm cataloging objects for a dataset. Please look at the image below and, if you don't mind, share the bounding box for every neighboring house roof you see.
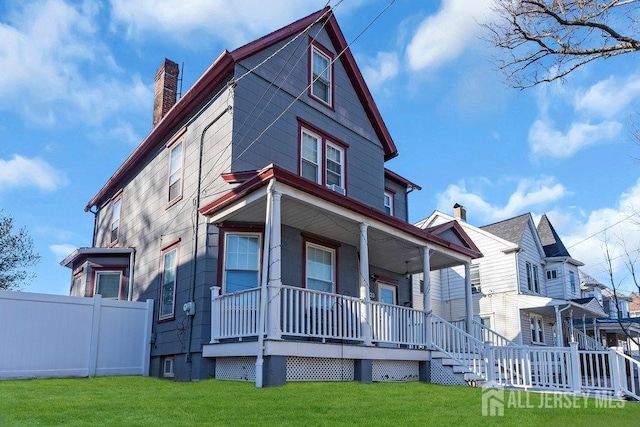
[85,7,397,211]
[537,214,572,258]
[480,213,531,245]
[424,220,482,256]
[60,247,134,268]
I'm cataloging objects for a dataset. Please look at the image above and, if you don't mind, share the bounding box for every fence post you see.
[569,342,581,394]
[484,341,495,384]
[210,286,221,343]
[609,349,623,398]
[88,295,102,377]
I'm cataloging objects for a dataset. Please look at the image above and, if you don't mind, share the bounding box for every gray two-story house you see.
[61,8,482,385]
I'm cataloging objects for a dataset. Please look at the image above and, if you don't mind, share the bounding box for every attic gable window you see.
[310,44,333,106]
[167,140,184,205]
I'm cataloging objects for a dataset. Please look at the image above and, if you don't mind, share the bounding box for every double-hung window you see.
[311,45,332,106]
[168,141,183,204]
[305,243,335,294]
[299,126,346,193]
[383,191,394,216]
[569,271,576,294]
[159,245,178,320]
[95,271,122,300]
[470,264,481,293]
[224,233,261,294]
[530,314,544,344]
[110,198,121,244]
[526,262,539,293]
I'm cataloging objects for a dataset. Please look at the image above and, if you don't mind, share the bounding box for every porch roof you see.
[517,294,607,319]
[200,165,482,274]
[60,247,134,269]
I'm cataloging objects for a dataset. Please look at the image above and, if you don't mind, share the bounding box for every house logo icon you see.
[481,383,505,417]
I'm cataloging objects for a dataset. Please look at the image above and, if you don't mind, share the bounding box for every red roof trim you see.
[384,168,421,191]
[200,165,481,259]
[221,170,261,184]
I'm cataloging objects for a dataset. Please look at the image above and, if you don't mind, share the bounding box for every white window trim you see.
[377,282,397,305]
[530,314,545,344]
[325,141,344,189]
[94,271,122,300]
[383,191,394,216]
[305,242,336,293]
[299,126,346,194]
[311,45,332,106]
[110,198,121,244]
[167,141,184,205]
[222,232,262,294]
[546,269,557,280]
[470,264,481,294]
[526,262,540,294]
[163,357,175,378]
[159,246,178,320]
[300,128,321,184]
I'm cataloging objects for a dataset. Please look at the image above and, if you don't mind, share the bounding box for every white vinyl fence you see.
[0,290,153,380]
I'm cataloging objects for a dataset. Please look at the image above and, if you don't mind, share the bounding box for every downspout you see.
[185,105,232,376]
[89,207,99,247]
[256,179,275,388]
[555,304,571,347]
[128,249,135,301]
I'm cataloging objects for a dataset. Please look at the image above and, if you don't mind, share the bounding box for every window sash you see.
[224,233,261,294]
[569,271,576,293]
[325,143,343,187]
[160,249,177,318]
[311,48,331,104]
[306,244,335,293]
[111,199,121,243]
[301,131,320,183]
[530,315,544,343]
[168,142,183,202]
[383,192,393,215]
[95,271,121,300]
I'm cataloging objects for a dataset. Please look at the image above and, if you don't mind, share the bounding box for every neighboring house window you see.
[110,198,121,244]
[299,125,347,194]
[383,190,394,216]
[223,233,261,294]
[305,242,336,293]
[530,314,544,344]
[167,141,183,205]
[94,271,122,300]
[163,357,174,378]
[569,271,576,293]
[310,45,332,105]
[546,269,557,280]
[470,264,481,293]
[160,244,179,320]
[526,262,539,293]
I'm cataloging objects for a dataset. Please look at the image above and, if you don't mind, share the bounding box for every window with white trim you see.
[95,271,121,300]
[526,262,540,293]
[530,314,544,344]
[163,357,174,378]
[305,243,335,293]
[383,191,394,216]
[110,198,121,244]
[299,127,346,193]
[224,233,261,294]
[569,271,576,293]
[470,264,481,293]
[546,269,557,280]
[168,141,183,204]
[311,46,332,105]
[160,246,178,319]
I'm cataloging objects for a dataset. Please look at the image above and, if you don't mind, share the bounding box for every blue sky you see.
[2,0,640,296]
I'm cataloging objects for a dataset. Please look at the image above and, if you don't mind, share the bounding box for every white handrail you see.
[369,300,429,346]
[430,313,486,379]
[212,287,261,340]
[564,321,607,351]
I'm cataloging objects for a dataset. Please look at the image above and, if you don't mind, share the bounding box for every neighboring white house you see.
[415,206,606,347]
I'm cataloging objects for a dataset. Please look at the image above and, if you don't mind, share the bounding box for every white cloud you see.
[0,155,68,191]
[109,0,329,46]
[574,73,640,119]
[405,0,495,72]
[360,51,399,89]
[528,119,622,158]
[437,176,568,223]
[0,0,152,127]
[49,244,78,262]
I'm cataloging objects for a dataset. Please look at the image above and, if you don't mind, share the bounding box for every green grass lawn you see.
[0,377,637,426]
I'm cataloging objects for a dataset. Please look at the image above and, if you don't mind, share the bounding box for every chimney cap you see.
[453,203,463,208]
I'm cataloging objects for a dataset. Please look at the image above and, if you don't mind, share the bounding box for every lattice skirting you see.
[286,357,354,381]
[215,357,256,381]
[430,359,468,386]
[372,360,419,382]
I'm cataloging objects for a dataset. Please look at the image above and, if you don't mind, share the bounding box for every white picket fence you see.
[0,290,153,380]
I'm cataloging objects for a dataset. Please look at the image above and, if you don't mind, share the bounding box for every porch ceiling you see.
[207,185,466,275]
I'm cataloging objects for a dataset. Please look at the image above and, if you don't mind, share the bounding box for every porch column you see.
[555,306,564,347]
[422,246,432,347]
[267,190,282,340]
[464,262,473,335]
[359,222,372,346]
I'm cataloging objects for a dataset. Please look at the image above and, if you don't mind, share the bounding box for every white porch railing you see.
[211,286,261,341]
[564,321,607,351]
[452,319,515,347]
[430,313,486,379]
[279,285,363,341]
[370,301,428,346]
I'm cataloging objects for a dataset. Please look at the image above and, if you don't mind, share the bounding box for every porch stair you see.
[430,350,484,386]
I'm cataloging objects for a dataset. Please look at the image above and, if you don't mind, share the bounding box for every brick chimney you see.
[152,59,179,127]
[453,203,467,222]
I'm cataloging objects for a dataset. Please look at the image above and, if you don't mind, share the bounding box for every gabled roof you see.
[85,7,397,211]
[425,220,482,256]
[480,213,532,245]
[537,214,571,258]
